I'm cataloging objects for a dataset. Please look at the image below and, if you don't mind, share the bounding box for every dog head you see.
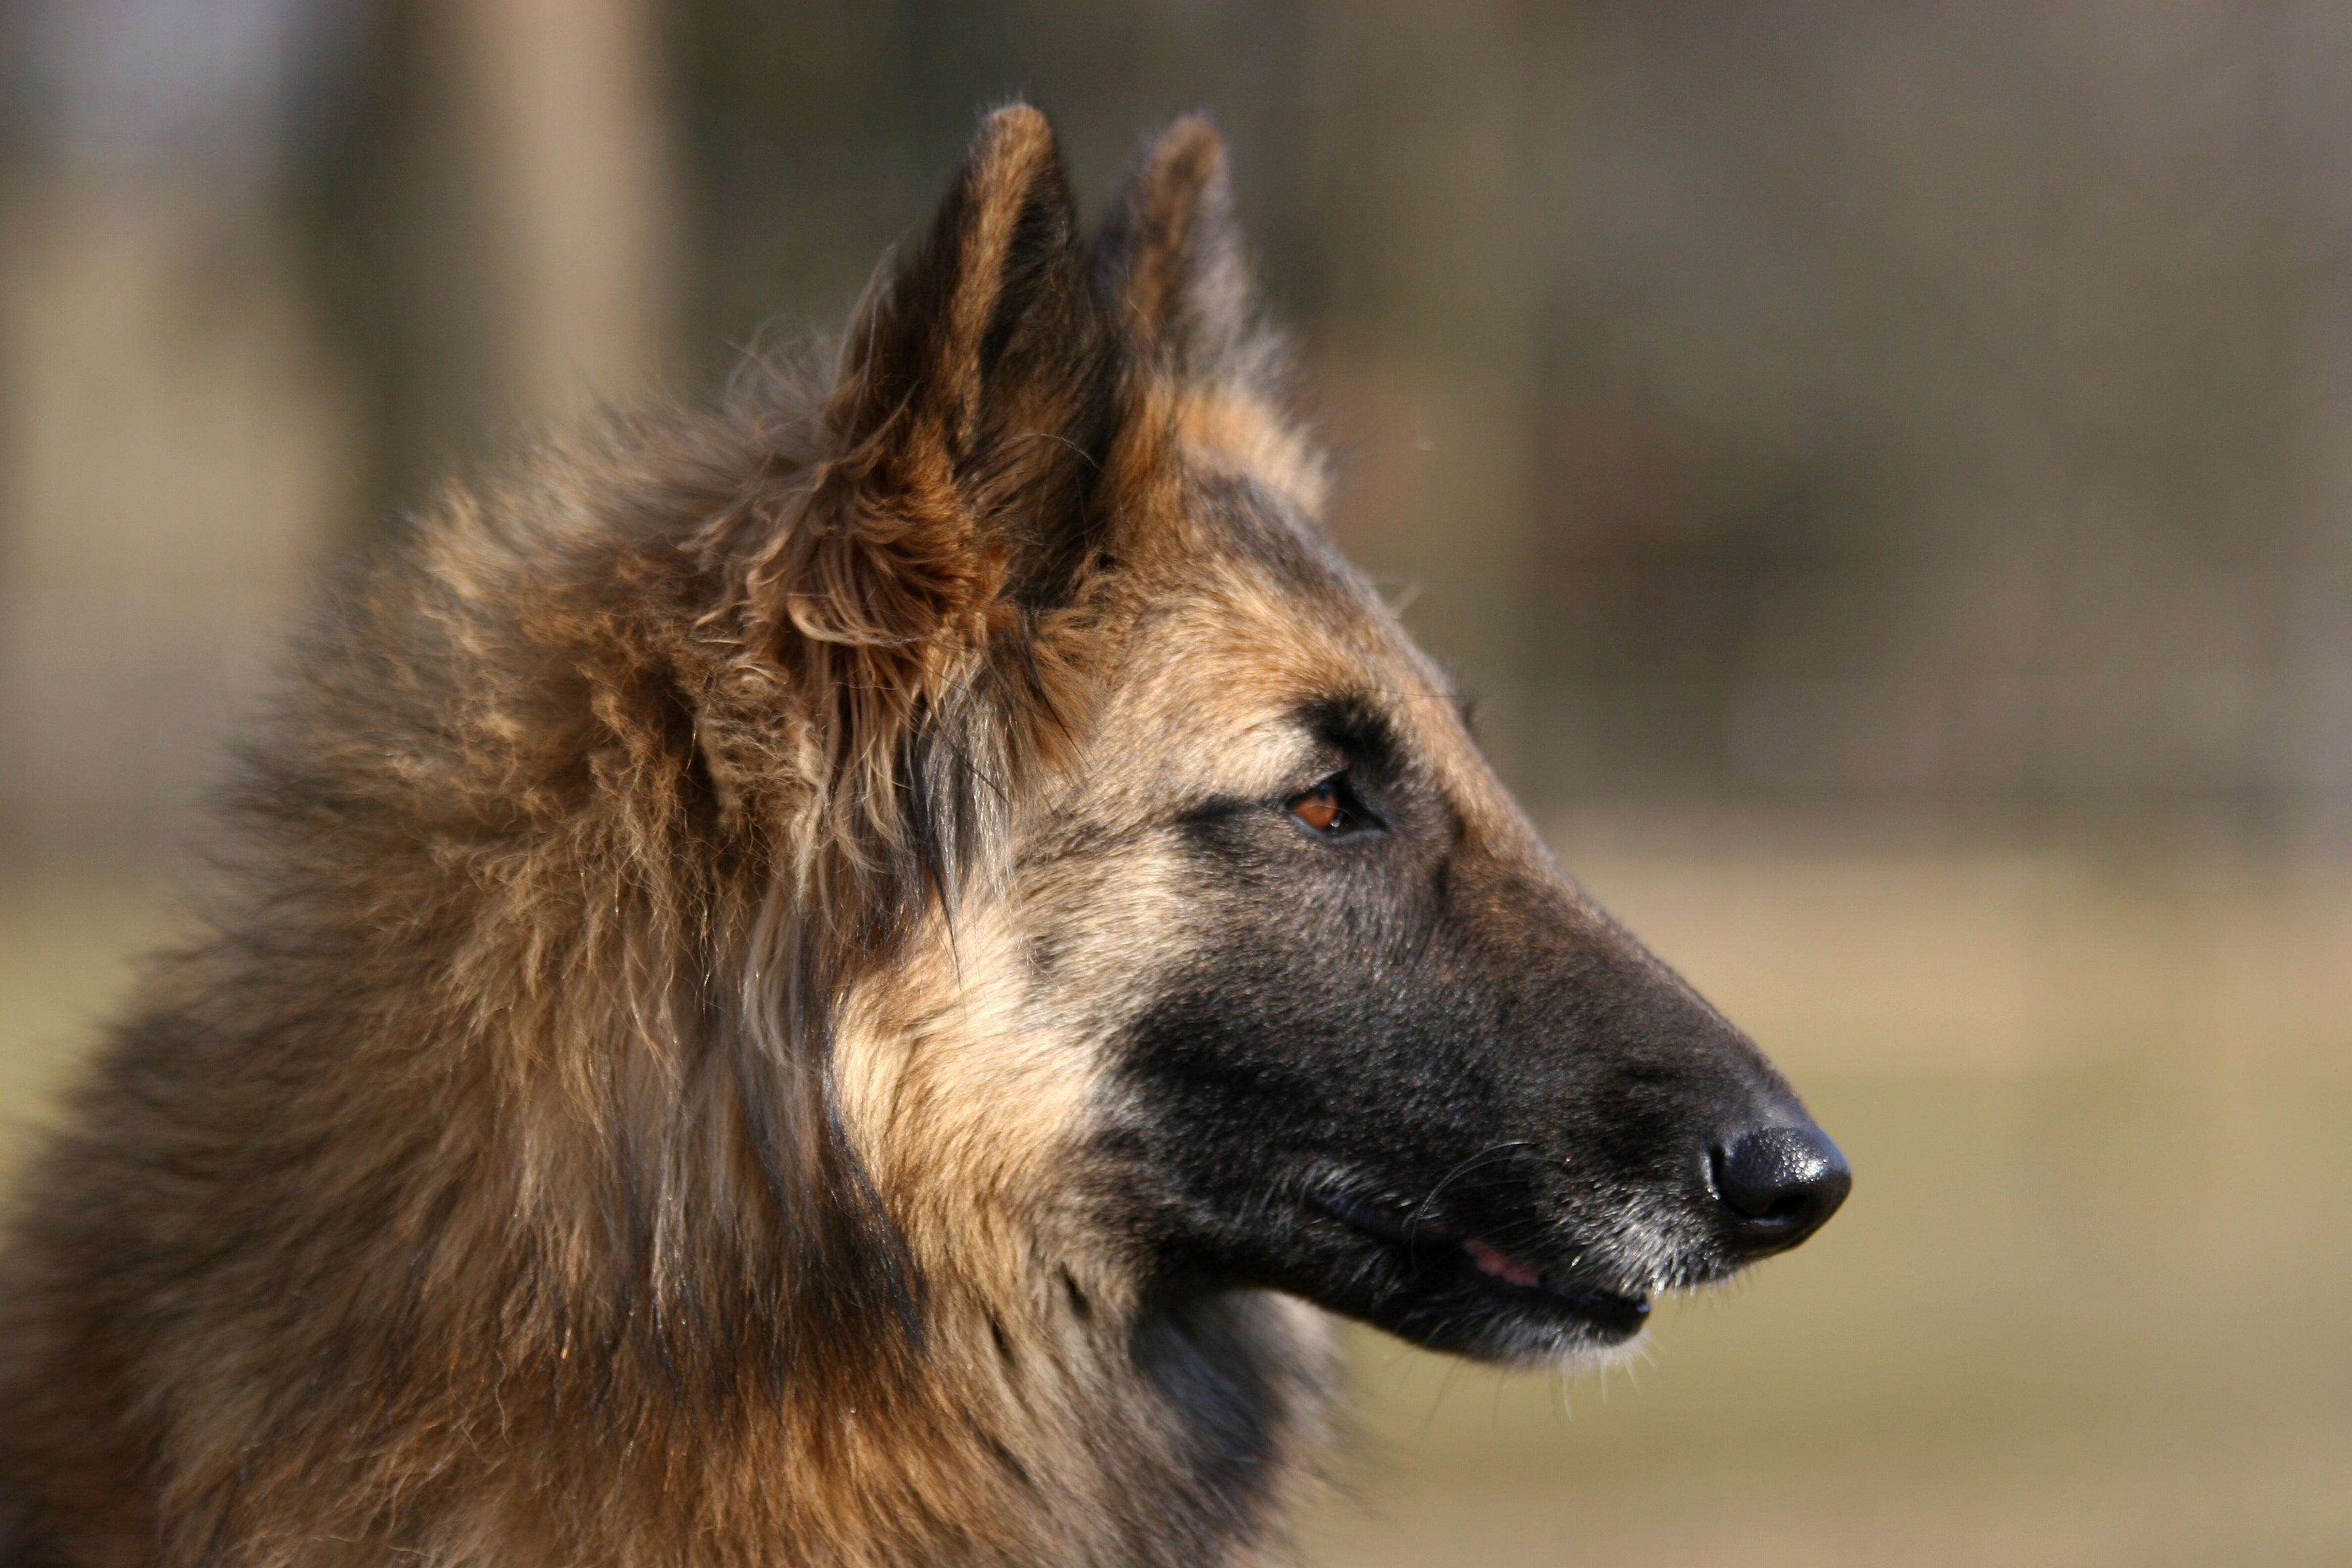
[744,105,1847,1367]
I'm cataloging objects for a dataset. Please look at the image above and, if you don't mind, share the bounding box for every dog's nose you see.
[1710,1122,1851,1259]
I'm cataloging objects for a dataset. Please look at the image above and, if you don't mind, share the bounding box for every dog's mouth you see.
[1310,1192,1653,1342]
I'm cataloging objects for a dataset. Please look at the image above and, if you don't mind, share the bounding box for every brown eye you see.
[1289,781,1349,834]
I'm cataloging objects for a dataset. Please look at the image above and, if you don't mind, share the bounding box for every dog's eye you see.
[1289,776,1366,836]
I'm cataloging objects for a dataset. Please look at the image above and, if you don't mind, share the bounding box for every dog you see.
[0,105,1847,1568]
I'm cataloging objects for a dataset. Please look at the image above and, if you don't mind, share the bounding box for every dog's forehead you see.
[1104,534,1463,783]
[1083,383,1489,794]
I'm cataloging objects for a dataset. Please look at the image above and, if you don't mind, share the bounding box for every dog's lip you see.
[1310,1193,1653,1337]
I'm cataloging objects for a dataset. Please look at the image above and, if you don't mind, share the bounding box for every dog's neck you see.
[416,1185,1334,1565]
[261,889,1338,1567]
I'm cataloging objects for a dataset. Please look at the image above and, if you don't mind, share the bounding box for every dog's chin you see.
[1301,1194,1656,1366]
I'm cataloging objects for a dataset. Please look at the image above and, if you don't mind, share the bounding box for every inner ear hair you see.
[831,102,1098,461]
[1097,113,1251,377]
[777,101,1121,657]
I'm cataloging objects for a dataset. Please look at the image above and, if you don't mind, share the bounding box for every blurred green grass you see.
[3,838,2346,1566]
[0,874,180,1180]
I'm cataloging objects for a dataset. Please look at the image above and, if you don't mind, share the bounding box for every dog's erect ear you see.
[730,105,1114,884]
[1097,114,1252,379]
[798,101,1120,636]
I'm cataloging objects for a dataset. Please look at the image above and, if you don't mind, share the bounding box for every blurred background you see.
[1,3,2348,1563]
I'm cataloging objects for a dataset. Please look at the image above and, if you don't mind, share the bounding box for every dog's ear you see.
[728,104,1114,875]
[786,101,1118,651]
[1097,113,1252,379]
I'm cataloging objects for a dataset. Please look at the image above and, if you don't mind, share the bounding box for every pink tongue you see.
[1463,1236,1544,1289]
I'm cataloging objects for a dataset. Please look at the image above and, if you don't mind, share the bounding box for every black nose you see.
[1710,1122,1851,1259]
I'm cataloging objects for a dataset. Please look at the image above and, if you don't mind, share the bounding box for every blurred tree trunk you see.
[438,0,680,427]
[0,182,346,867]
[2275,7,2352,850]
[312,0,682,513]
